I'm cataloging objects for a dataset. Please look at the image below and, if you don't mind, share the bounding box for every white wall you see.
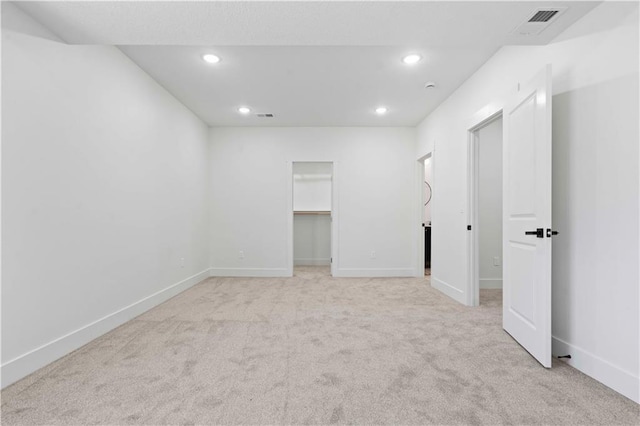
[293,162,332,211]
[293,215,331,266]
[1,4,210,387]
[209,127,416,277]
[478,117,503,289]
[415,3,639,402]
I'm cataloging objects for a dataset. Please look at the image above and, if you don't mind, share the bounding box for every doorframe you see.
[416,152,433,277]
[466,106,503,306]
[286,160,338,277]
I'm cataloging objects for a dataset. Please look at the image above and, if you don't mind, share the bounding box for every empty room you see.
[2,1,639,425]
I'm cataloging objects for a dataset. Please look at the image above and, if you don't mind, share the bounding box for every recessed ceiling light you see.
[375,107,388,115]
[402,54,422,65]
[238,107,251,114]
[202,54,221,64]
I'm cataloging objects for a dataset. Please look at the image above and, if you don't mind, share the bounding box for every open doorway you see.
[423,154,433,277]
[292,162,333,276]
[469,114,503,307]
[416,152,434,278]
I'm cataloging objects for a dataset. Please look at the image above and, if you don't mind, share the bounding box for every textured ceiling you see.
[13,1,602,126]
[15,1,598,46]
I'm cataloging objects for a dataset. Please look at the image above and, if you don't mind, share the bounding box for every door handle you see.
[525,228,544,238]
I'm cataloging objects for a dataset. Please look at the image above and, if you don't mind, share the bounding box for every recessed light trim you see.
[375,107,388,115]
[402,54,422,65]
[238,107,251,114]
[202,54,221,64]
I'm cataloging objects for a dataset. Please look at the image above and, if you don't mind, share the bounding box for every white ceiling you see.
[118,45,498,126]
[15,1,601,127]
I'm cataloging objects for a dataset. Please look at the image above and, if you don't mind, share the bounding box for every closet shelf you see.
[294,211,331,215]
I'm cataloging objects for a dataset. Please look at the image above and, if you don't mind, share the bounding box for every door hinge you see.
[467,225,472,231]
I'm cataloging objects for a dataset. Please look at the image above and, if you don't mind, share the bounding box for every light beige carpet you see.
[2,266,638,425]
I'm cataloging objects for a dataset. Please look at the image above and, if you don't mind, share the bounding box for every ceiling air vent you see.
[256,113,274,118]
[528,10,559,23]
[511,7,566,36]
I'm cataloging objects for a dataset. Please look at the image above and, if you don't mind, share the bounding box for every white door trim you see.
[331,162,339,277]
[286,161,294,276]
[466,107,503,306]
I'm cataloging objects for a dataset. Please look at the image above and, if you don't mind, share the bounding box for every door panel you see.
[503,65,552,368]
[508,94,537,216]
[508,241,536,325]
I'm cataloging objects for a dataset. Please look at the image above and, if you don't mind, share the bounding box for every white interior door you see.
[502,65,553,368]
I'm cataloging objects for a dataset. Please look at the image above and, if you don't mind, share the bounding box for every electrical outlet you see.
[180,258,185,268]
[239,250,245,259]
[493,256,501,266]
[370,250,376,259]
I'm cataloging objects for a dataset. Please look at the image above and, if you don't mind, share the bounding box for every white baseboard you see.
[431,276,466,305]
[552,336,639,403]
[334,268,415,277]
[294,258,331,266]
[480,278,503,289]
[1,268,211,389]
[209,268,290,277]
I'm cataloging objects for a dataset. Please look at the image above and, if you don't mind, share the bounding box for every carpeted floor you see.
[2,266,638,425]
